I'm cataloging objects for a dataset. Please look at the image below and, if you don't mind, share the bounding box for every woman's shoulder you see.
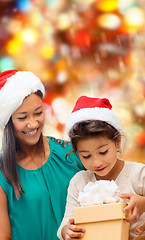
[0,171,12,197]
[47,136,73,155]
[0,151,2,171]
[0,151,3,175]
[48,136,71,148]
[0,152,13,194]
[47,136,84,170]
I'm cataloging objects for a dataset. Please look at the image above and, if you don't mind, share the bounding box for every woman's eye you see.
[100,150,108,155]
[35,111,43,116]
[18,116,26,120]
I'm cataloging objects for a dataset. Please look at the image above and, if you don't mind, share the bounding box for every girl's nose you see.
[93,157,103,167]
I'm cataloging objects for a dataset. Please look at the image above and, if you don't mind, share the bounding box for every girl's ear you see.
[116,137,121,150]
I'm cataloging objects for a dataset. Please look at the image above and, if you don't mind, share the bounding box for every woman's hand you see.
[61,218,85,240]
[131,223,145,240]
[119,193,145,223]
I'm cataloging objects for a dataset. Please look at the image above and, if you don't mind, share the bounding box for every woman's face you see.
[12,93,45,146]
[77,136,120,180]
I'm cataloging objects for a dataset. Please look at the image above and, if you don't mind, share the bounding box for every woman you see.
[0,70,83,240]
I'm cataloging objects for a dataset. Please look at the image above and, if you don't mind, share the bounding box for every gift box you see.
[74,202,130,240]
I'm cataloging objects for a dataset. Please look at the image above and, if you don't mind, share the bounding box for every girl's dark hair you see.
[1,90,44,199]
[69,120,121,154]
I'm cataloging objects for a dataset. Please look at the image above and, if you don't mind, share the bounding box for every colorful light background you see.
[0,0,145,162]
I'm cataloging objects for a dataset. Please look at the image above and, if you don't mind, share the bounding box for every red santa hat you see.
[0,70,45,128]
[66,96,122,134]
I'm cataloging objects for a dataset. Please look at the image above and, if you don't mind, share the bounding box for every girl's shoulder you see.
[117,160,145,182]
[124,160,145,171]
[67,170,95,195]
[124,161,145,195]
[69,170,95,185]
[124,160,145,182]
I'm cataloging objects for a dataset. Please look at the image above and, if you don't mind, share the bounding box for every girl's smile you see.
[94,166,107,172]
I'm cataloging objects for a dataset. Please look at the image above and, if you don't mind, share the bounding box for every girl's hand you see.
[61,218,85,240]
[132,235,145,240]
[131,222,145,240]
[119,193,145,223]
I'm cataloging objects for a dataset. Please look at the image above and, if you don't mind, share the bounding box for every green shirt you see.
[0,136,84,240]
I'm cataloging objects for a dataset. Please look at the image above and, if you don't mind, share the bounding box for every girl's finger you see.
[119,193,132,199]
[123,202,134,213]
[70,224,85,233]
[69,218,85,233]
[69,218,75,224]
[136,222,145,233]
[68,229,84,239]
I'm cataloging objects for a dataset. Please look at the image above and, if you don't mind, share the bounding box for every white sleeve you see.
[131,162,145,196]
[57,171,88,240]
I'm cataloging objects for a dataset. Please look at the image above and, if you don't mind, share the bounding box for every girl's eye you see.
[35,111,43,116]
[83,155,91,159]
[100,150,108,155]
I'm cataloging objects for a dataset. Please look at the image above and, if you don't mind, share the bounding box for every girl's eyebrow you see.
[78,143,108,152]
[97,144,108,149]
[78,144,108,152]
[78,150,89,153]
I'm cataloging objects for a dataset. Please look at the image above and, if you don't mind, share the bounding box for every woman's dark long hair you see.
[1,90,44,199]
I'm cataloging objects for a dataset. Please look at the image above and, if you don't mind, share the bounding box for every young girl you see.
[0,70,83,240]
[57,96,145,240]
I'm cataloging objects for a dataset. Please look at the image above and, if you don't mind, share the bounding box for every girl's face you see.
[12,93,45,146]
[77,136,120,180]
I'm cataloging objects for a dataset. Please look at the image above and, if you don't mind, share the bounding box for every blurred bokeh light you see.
[0,0,145,162]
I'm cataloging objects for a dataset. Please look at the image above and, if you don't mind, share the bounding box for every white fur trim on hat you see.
[66,107,122,134]
[0,71,45,128]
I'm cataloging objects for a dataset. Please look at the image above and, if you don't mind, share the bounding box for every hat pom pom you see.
[102,98,112,109]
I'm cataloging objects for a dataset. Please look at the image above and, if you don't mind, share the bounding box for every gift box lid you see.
[74,202,127,224]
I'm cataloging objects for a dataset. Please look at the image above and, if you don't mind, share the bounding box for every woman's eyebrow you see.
[15,111,27,115]
[15,106,43,115]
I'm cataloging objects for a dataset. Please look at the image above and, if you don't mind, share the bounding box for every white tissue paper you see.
[78,180,122,206]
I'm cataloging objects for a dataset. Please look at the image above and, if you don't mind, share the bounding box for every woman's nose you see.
[27,118,38,128]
